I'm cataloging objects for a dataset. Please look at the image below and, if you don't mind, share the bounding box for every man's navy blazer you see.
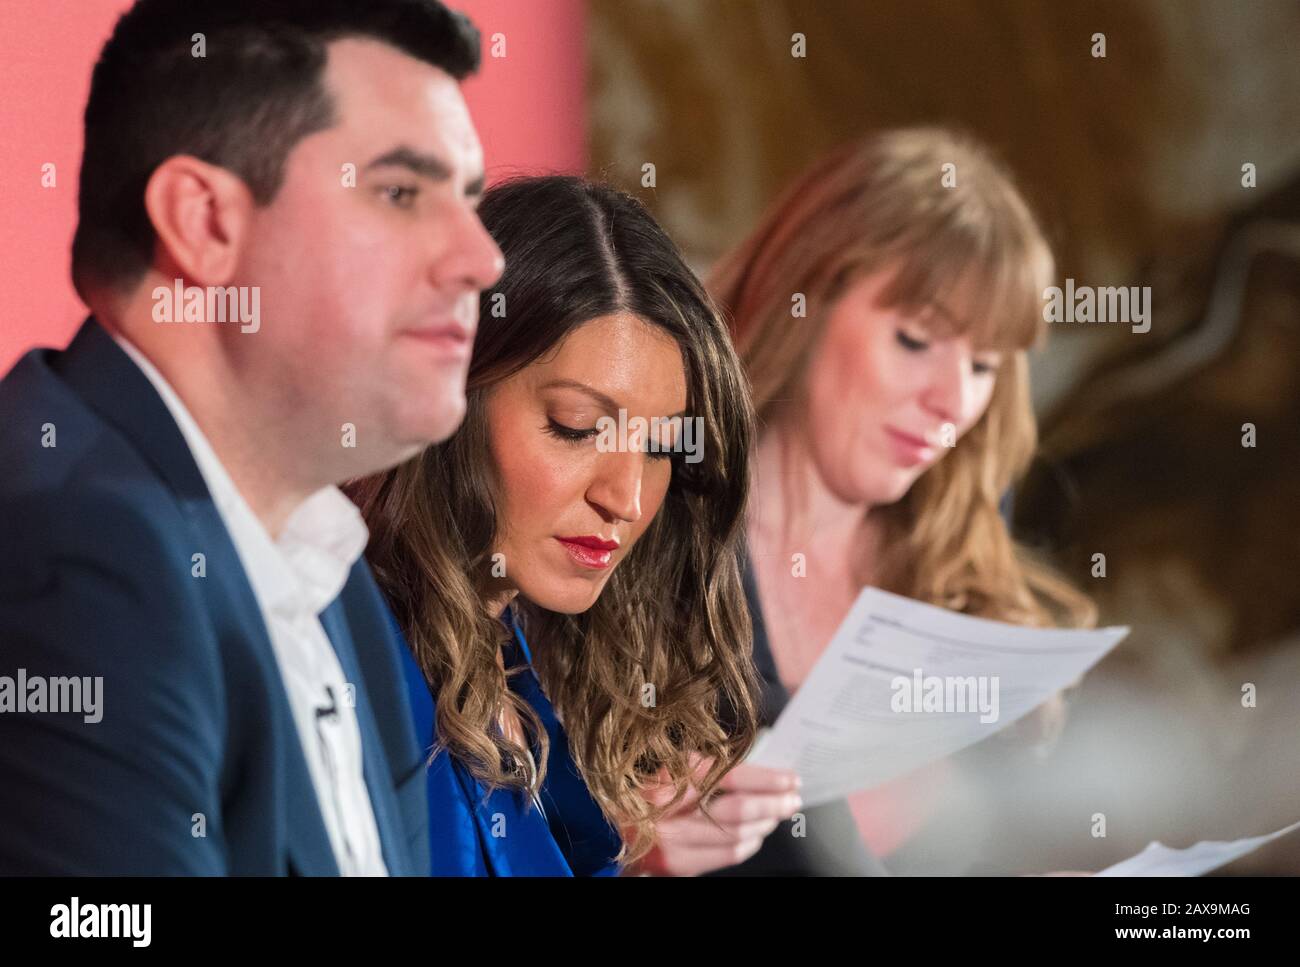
[0,318,430,875]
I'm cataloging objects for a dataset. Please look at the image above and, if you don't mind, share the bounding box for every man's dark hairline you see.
[320,34,484,193]
[72,1,482,289]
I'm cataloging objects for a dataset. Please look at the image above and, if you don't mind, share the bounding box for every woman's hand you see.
[630,758,803,876]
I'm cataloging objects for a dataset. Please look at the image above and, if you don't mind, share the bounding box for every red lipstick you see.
[555,535,619,570]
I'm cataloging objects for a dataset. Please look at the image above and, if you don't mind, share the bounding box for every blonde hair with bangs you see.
[711,127,1093,627]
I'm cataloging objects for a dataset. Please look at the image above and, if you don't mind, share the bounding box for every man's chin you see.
[411,393,469,446]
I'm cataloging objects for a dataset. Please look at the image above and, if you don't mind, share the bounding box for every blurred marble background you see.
[588,0,1300,874]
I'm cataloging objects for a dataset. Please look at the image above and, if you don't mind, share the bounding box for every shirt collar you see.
[110,330,368,619]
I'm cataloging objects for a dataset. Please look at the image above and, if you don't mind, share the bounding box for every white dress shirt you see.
[112,333,388,876]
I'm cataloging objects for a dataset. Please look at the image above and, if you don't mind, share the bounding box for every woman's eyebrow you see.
[539,378,687,419]
[923,300,965,329]
[538,378,621,412]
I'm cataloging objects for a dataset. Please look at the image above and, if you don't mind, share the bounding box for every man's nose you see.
[433,202,504,294]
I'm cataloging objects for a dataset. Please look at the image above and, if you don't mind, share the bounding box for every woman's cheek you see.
[490,413,553,528]
[640,464,673,525]
[807,368,852,456]
[511,439,572,523]
[948,383,995,444]
[975,380,998,425]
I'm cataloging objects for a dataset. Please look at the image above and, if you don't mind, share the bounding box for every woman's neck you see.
[746,422,883,697]
[749,421,877,565]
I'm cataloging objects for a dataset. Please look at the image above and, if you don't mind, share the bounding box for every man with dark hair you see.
[0,0,503,874]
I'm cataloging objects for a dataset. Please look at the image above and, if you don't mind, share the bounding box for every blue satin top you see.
[392,609,623,876]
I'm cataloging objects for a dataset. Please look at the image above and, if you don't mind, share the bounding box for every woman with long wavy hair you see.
[640,128,1096,876]
[347,175,760,874]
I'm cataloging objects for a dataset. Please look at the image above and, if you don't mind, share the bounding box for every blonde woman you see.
[637,128,1095,876]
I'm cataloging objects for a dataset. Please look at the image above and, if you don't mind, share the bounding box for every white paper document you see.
[748,587,1129,806]
[1095,819,1300,876]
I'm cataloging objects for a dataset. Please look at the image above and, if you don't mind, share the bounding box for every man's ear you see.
[143,156,254,285]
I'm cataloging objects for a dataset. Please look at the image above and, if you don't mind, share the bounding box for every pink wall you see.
[0,0,587,374]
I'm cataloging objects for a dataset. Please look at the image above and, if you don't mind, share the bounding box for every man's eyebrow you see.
[540,378,686,420]
[365,146,450,179]
[364,146,486,197]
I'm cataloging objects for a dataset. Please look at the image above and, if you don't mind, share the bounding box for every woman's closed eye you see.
[895,329,929,353]
[896,329,1000,376]
[543,418,674,461]
[544,418,597,443]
